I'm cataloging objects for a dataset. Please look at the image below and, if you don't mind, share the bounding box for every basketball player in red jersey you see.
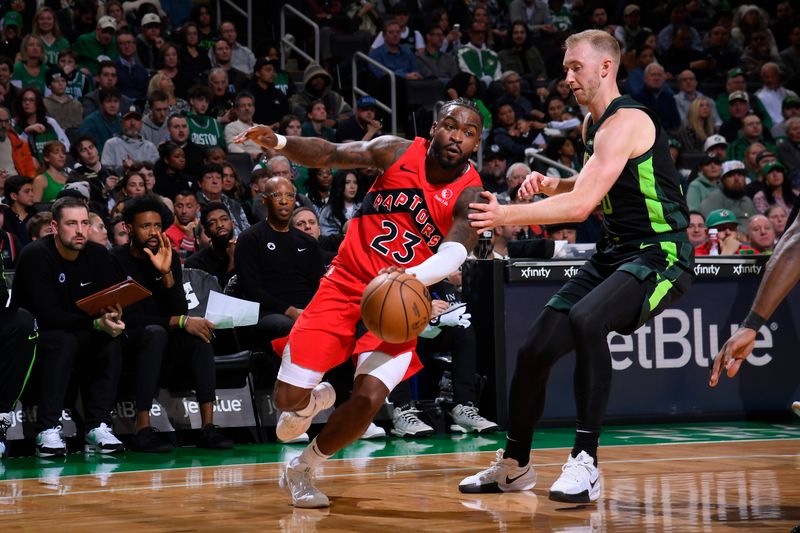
[234,98,485,508]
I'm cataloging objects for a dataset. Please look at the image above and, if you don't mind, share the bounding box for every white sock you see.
[295,437,331,468]
[295,393,318,417]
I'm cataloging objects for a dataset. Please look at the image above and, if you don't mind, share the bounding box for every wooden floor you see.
[1,439,799,531]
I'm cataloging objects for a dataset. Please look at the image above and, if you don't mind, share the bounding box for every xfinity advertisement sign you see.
[500,266,800,423]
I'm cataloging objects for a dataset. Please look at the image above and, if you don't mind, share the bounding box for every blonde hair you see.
[148,71,174,99]
[564,29,621,70]
[32,7,63,40]
[19,35,45,66]
[687,96,715,143]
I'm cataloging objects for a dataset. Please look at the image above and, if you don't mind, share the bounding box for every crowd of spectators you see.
[2,0,800,457]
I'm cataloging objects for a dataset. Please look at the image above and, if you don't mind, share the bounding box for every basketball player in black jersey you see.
[460,29,695,503]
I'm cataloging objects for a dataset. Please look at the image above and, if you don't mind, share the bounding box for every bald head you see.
[263,176,296,229]
[265,176,294,194]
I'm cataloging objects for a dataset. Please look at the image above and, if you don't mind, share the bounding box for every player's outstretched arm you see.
[406,186,485,286]
[709,215,800,386]
[233,124,412,170]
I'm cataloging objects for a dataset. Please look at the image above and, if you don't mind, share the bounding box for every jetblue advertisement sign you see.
[500,266,800,423]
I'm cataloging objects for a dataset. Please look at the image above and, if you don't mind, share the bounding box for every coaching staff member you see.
[12,196,126,458]
[112,194,233,451]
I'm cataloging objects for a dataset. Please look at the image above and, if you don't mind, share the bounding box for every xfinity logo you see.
[520,267,551,279]
[694,264,720,276]
[733,264,762,275]
[563,266,580,278]
[608,308,774,370]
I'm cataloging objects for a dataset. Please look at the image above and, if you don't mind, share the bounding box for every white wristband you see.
[274,133,287,150]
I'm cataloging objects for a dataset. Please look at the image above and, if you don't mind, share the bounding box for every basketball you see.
[360,271,432,344]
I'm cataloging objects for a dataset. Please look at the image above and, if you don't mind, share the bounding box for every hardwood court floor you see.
[1,421,799,532]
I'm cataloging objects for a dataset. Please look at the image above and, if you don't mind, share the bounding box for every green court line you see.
[1,420,798,481]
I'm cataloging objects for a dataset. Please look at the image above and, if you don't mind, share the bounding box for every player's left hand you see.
[709,326,758,387]
[468,191,506,231]
[143,232,173,275]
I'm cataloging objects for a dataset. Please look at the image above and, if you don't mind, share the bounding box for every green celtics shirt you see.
[187,113,225,149]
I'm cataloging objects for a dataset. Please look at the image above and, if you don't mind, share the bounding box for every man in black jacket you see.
[235,177,325,347]
[0,258,37,458]
[112,195,233,452]
[186,201,236,287]
[12,197,126,458]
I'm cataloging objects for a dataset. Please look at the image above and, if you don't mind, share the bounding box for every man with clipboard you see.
[12,197,127,458]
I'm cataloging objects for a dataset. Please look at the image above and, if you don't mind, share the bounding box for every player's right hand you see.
[709,326,757,387]
[519,171,558,200]
[232,124,277,149]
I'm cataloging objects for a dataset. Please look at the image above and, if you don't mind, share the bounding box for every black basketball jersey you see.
[584,95,689,245]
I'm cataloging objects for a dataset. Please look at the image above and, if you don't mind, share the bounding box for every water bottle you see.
[708,228,720,256]
[476,230,494,259]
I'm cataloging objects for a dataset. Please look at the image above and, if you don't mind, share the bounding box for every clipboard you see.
[75,279,152,316]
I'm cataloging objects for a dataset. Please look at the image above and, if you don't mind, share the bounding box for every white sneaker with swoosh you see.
[549,451,601,503]
[459,449,537,493]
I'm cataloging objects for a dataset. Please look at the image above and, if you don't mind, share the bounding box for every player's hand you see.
[709,327,758,387]
[143,232,173,275]
[378,266,407,276]
[233,124,278,149]
[468,191,506,231]
[184,316,216,343]
[520,171,558,200]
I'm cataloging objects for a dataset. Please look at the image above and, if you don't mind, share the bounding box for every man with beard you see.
[12,197,127,458]
[111,194,233,452]
[165,190,199,263]
[101,105,159,171]
[165,114,205,180]
[234,177,325,350]
[234,97,485,508]
[186,202,236,287]
[461,30,693,503]
[700,160,757,234]
[479,144,509,194]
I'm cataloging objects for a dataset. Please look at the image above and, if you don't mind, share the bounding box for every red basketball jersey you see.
[331,137,482,284]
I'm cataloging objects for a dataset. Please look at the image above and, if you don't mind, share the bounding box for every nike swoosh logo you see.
[590,477,599,488]
[28,332,39,341]
[80,281,92,287]
[399,163,415,173]
[297,248,307,252]
[505,468,530,484]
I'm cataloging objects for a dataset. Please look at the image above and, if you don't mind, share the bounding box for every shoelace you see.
[560,457,592,482]
[93,423,118,441]
[480,449,513,478]
[399,409,425,424]
[41,426,64,445]
[459,406,485,420]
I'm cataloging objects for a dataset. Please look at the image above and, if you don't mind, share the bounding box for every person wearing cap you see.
[333,95,382,143]
[78,87,123,152]
[686,154,723,211]
[291,63,352,129]
[43,66,82,131]
[100,104,158,170]
[215,21,256,75]
[753,161,799,214]
[700,160,757,233]
[715,67,771,128]
[72,15,119,76]
[695,208,756,255]
[136,13,163,71]
[770,95,800,137]
[479,144,508,194]
[243,57,290,127]
[185,84,225,149]
[0,105,36,178]
[613,4,651,52]
[115,28,149,101]
[727,112,777,161]
[0,11,22,60]
[82,60,133,118]
[756,62,799,125]
[703,133,729,161]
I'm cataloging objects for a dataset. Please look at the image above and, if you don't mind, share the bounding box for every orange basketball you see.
[361,271,432,344]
